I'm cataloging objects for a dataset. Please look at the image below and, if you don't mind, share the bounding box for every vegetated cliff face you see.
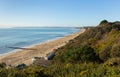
[53,20,120,65]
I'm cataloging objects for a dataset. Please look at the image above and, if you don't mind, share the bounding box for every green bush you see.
[99,20,108,25]
[104,58,120,66]
[0,62,6,68]
[110,45,120,58]
[99,46,111,61]
[74,45,98,63]
[54,45,99,63]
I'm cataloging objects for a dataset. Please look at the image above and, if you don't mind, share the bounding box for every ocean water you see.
[0,27,79,54]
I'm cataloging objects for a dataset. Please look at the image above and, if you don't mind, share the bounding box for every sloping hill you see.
[53,20,120,65]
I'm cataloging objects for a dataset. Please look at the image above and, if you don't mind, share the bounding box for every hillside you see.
[53,20,120,64]
[1,20,120,77]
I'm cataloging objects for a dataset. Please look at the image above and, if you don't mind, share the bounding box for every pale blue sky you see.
[0,0,120,27]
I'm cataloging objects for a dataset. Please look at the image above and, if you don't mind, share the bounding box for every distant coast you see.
[0,29,85,66]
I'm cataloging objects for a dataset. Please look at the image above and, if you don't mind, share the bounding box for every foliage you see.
[110,45,120,58]
[0,62,6,68]
[99,46,111,61]
[0,63,120,77]
[104,58,120,66]
[99,20,108,26]
[53,45,99,63]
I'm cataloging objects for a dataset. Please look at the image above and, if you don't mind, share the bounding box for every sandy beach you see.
[0,29,85,66]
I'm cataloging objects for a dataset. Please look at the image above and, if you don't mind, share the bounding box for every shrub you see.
[104,58,120,66]
[75,45,98,63]
[99,20,108,25]
[99,46,111,61]
[110,45,120,58]
[0,62,6,68]
[56,45,100,63]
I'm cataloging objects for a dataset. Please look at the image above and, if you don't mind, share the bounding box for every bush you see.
[75,45,98,63]
[104,58,120,66]
[99,20,108,25]
[55,45,99,63]
[99,46,111,61]
[0,62,6,68]
[110,45,120,58]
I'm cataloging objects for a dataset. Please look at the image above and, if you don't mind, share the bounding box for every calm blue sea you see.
[0,27,79,54]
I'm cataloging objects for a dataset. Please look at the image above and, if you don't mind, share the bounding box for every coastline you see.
[0,29,85,66]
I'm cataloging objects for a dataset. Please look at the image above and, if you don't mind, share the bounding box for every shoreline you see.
[0,29,85,66]
[0,30,78,57]
[0,36,67,57]
[0,30,77,56]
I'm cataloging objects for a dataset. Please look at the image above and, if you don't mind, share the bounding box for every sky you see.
[0,0,120,27]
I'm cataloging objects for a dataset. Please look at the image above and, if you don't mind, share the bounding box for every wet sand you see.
[0,29,85,66]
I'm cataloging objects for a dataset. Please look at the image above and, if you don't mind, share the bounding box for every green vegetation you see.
[99,20,108,26]
[53,45,100,63]
[1,20,120,77]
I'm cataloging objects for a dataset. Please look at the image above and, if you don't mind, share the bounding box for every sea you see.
[0,27,79,54]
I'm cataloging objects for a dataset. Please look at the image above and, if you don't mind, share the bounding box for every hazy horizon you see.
[0,0,120,28]
[0,25,81,28]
